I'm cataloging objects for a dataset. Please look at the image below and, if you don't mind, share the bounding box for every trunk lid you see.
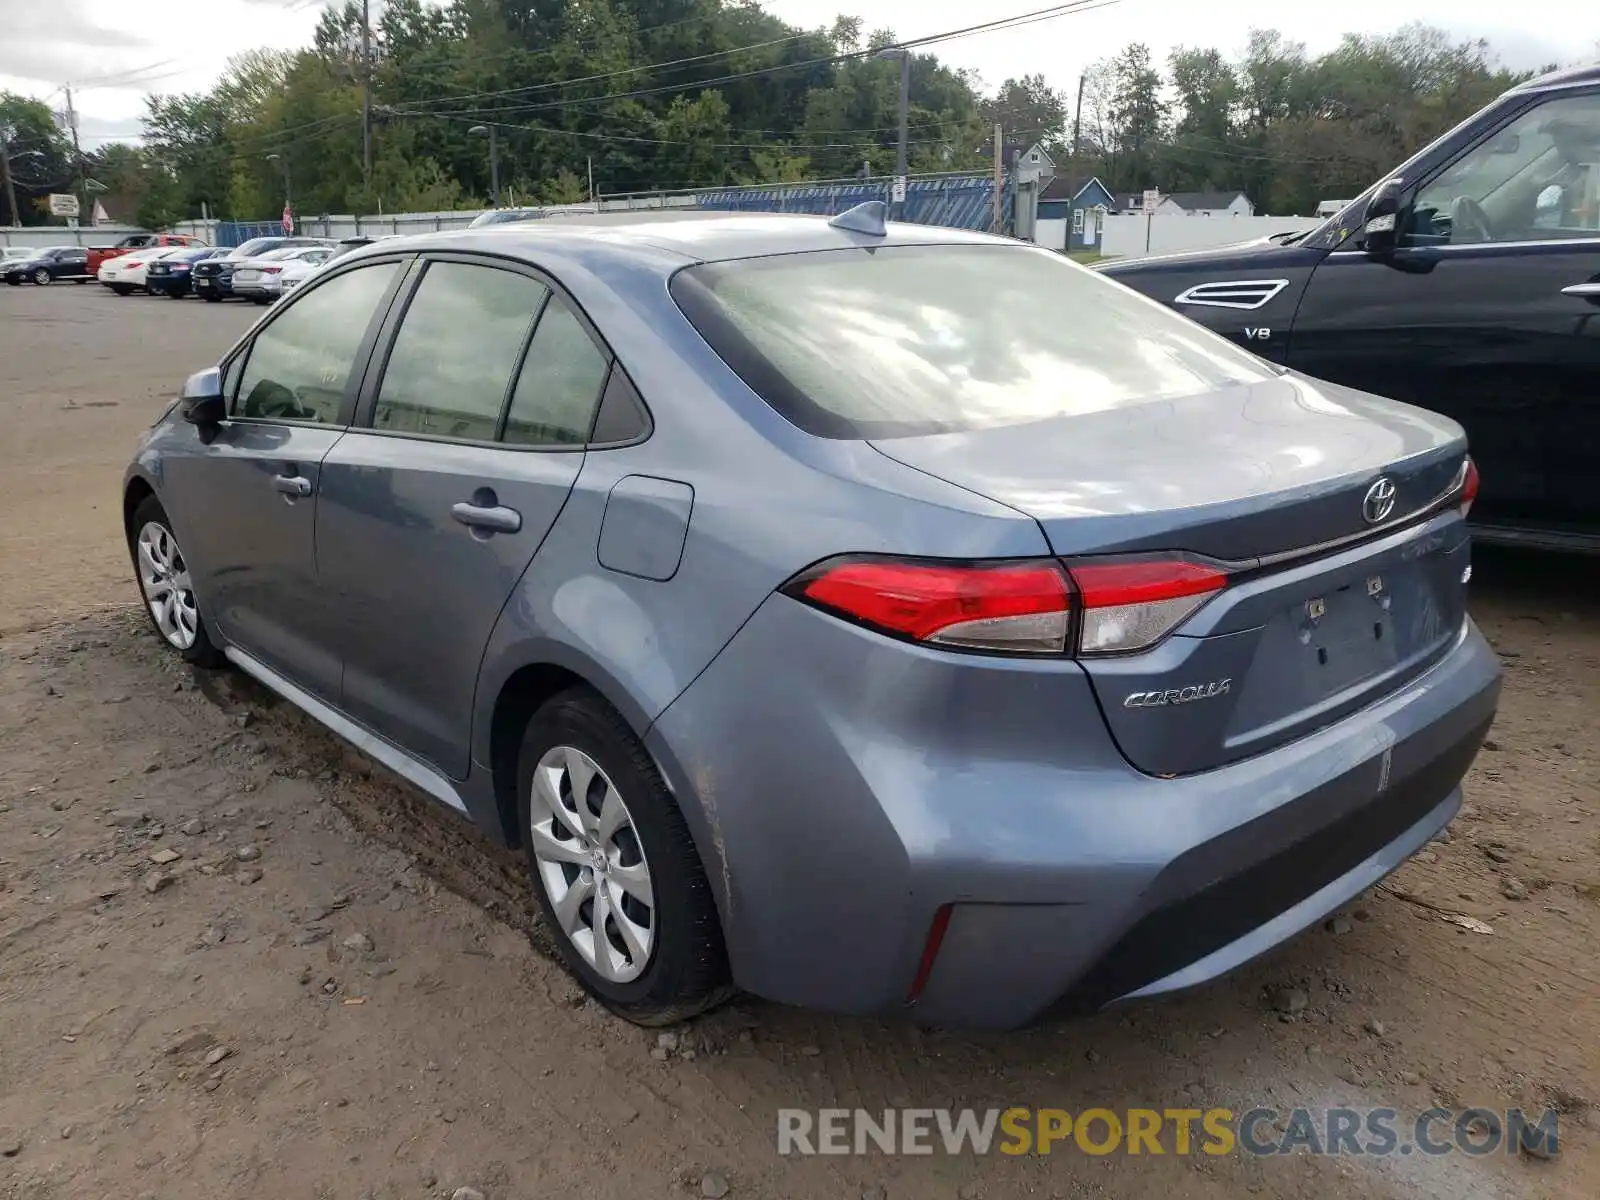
[870,374,1472,775]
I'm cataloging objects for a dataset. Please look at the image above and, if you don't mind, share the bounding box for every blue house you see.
[1036,176,1115,251]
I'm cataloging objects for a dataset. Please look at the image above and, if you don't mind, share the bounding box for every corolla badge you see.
[1362,477,1398,525]
[1123,679,1232,708]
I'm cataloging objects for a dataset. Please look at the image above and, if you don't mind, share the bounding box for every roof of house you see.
[1006,141,1054,164]
[1039,175,1110,202]
[1165,191,1250,211]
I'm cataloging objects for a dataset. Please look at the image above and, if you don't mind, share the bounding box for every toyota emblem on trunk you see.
[1362,477,1397,524]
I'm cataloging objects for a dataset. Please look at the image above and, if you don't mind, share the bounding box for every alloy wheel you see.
[135,521,200,650]
[33,268,49,285]
[528,745,656,983]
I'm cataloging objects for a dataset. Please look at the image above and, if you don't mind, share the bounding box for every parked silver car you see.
[123,206,1500,1029]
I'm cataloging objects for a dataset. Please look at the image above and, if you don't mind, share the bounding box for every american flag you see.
[281,205,294,235]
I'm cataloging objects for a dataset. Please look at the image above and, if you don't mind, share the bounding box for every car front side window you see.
[233,262,399,424]
[1408,92,1600,246]
[372,261,549,442]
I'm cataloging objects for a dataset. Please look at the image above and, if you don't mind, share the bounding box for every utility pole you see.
[1067,72,1085,251]
[63,85,89,219]
[361,0,373,187]
[876,47,910,220]
[991,122,1003,234]
[0,135,21,228]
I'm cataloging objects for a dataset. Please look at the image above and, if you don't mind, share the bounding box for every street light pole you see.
[469,125,500,208]
[875,47,910,221]
[0,136,22,228]
[265,153,292,224]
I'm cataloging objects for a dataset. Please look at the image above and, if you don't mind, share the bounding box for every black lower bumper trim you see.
[1050,716,1491,1016]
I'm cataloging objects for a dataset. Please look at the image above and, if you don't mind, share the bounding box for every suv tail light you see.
[1460,456,1479,516]
[784,555,1228,657]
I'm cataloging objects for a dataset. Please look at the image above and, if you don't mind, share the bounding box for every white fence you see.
[5,207,1324,259]
[1098,214,1318,261]
[0,221,216,248]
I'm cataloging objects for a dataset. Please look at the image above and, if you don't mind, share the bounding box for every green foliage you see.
[67,3,1540,225]
[1071,23,1531,214]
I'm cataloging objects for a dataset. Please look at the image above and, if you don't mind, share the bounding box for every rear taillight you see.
[263,266,282,274]
[785,554,1228,657]
[1460,456,1479,516]
[787,558,1073,653]
[1070,559,1228,655]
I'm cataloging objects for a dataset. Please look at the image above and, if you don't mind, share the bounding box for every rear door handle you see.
[451,502,522,534]
[273,474,313,498]
[1560,282,1600,300]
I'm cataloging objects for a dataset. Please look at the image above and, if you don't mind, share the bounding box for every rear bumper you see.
[646,599,1501,1029]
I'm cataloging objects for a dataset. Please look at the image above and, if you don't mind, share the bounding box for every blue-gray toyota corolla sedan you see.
[123,205,1501,1029]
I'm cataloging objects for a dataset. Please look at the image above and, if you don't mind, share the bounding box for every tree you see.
[981,74,1066,150]
[1105,43,1167,192]
[1,91,73,224]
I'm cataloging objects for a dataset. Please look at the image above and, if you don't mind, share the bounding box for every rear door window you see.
[672,244,1280,439]
[371,261,549,441]
[502,295,611,447]
[234,262,400,423]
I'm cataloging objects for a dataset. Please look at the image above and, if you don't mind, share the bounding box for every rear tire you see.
[128,495,224,668]
[517,688,731,1026]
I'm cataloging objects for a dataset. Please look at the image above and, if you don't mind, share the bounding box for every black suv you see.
[1103,64,1600,552]
[3,246,92,285]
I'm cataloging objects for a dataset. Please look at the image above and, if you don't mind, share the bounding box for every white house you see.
[1118,190,1256,217]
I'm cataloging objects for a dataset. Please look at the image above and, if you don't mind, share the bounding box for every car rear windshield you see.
[670,244,1280,439]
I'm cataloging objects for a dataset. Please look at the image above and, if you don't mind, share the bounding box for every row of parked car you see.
[1,236,380,303]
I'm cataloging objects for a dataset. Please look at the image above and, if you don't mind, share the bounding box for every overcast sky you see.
[4,0,1598,149]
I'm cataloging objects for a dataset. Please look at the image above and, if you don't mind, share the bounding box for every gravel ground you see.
[0,282,1596,1200]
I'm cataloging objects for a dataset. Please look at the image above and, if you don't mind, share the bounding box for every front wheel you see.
[518,689,731,1025]
[128,496,224,667]
[33,268,50,285]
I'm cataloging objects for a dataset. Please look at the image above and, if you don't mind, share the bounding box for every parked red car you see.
[86,232,207,277]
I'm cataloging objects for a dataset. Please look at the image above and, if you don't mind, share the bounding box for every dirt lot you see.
[1,282,1597,1200]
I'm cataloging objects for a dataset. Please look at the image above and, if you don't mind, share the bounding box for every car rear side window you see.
[502,295,610,447]
[672,244,1280,439]
[372,262,549,441]
[234,262,399,424]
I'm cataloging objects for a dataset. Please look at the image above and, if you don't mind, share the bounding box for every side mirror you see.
[181,368,226,427]
[1362,179,1405,255]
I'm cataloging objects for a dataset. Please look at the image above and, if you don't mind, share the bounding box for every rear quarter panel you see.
[468,243,1048,763]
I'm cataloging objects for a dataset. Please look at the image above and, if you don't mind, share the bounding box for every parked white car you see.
[99,247,192,295]
[2,246,41,265]
[231,245,334,303]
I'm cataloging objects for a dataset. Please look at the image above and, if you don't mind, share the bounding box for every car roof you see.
[1511,62,1600,93]
[344,210,1008,271]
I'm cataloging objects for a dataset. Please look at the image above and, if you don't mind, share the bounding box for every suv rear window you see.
[671,244,1278,439]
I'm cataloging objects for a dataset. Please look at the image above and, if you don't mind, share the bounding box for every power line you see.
[393,0,1117,118]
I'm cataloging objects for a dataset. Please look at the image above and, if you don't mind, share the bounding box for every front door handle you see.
[451,502,522,535]
[1560,282,1600,301]
[273,474,313,498]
